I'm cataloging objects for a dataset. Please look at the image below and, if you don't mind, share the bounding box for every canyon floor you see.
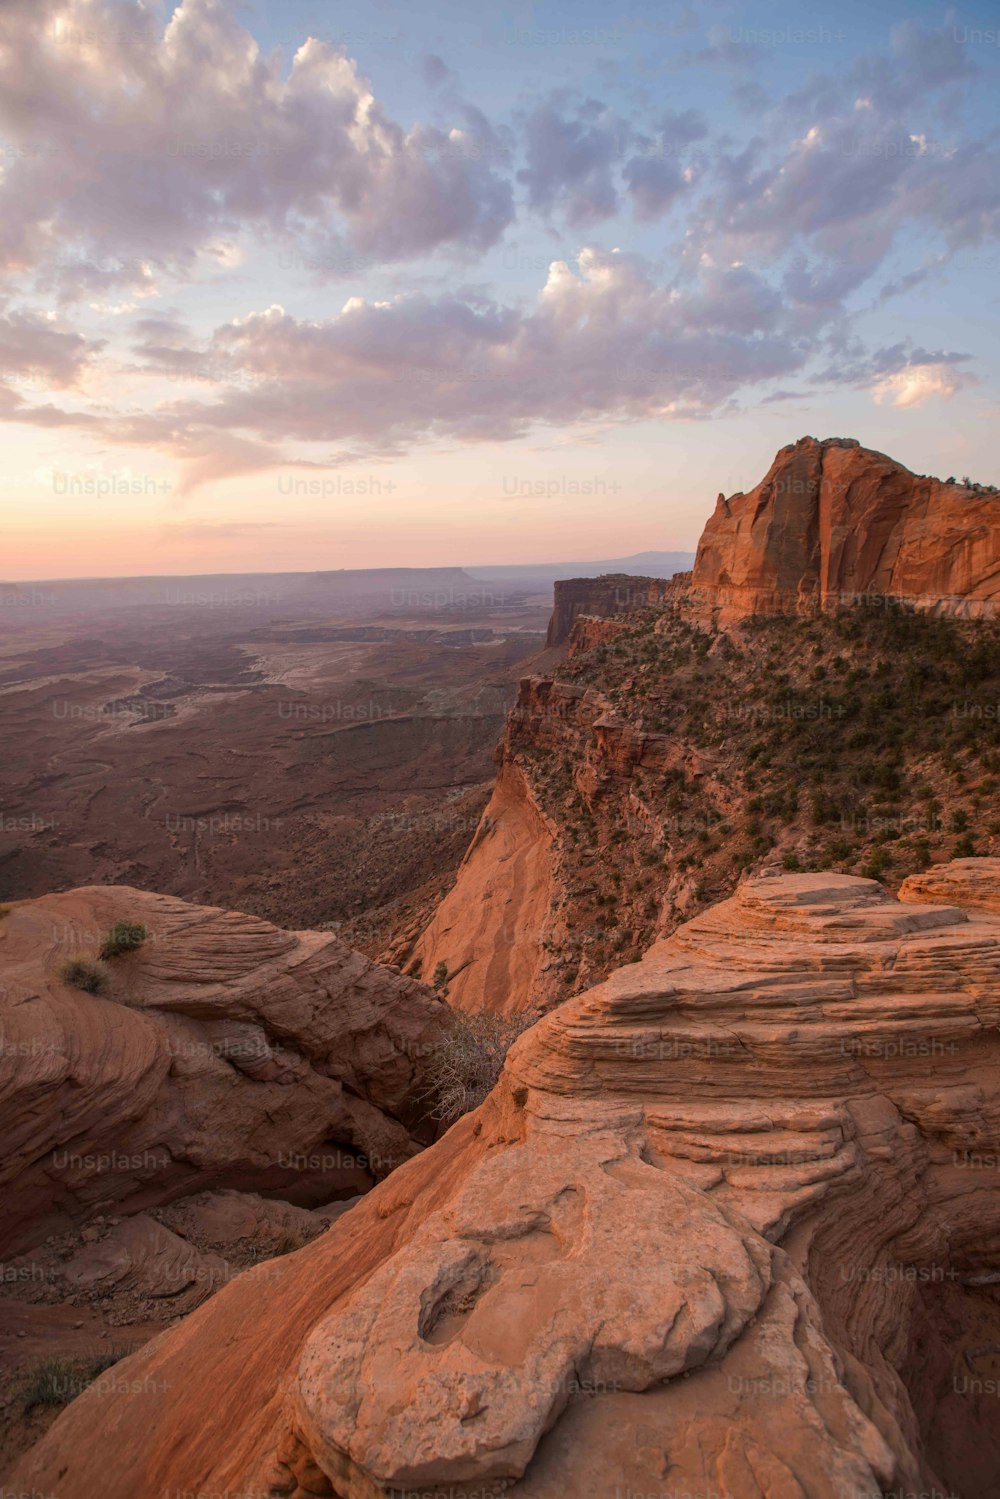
[0,578,551,948]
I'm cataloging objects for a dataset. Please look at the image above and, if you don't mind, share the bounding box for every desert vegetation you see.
[57,958,110,995]
[18,1347,136,1411]
[502,599,1000,997]
[420,1008,538,1123]
[99,922,149,959]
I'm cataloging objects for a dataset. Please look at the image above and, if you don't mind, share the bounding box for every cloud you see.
[517,96,707,226]
[518,98,625,225]
[0,304,101,385]
[98,247,811,488]
[872,360,974,408]
[623,155,687,221]
[683,20,1000,317]
[0,7,993,498]
[421,54,453,90]
[814,340,976,407]
[0,0,513,296]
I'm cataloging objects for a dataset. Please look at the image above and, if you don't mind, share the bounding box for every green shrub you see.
[99,922,149,959]
[432,960,450,992]
[912,839,932,870]
[861,847,892,880]
[20,1347,135,1410]
[58,958,110,995]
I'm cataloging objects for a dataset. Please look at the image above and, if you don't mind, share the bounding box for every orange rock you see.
[0,884,448,1253]
[12,864,1000,1499]
[691,436,1000,622]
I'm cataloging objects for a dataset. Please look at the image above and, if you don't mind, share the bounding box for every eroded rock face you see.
[691,436,1000,621]
[0,885,447,1253]
[409,762,556,1014]
[12,864,1000,1499]
[546,575,682,645]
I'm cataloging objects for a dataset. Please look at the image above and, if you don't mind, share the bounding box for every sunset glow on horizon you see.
[2,0,999,580]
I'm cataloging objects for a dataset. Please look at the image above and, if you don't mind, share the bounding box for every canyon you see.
[2,438,999,1496]
[0,570,550,950]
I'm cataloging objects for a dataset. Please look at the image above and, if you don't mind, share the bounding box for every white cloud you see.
[872,361,973,408]
[0,0,513,297]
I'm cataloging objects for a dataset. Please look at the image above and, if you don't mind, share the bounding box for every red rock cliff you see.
[691,436,1000,621]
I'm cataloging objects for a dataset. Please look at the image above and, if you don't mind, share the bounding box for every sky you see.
[1,0,999,580]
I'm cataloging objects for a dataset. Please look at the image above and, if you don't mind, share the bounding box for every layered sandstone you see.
[546,574,684,645]
[13,863,1000,1499]
[690,436,1000,621]
[0,885,447,1253]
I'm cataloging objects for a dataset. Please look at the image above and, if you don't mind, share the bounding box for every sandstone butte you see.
[0,883,448,1256]
[690,435,1000,625]
[545,435,1000,645]
[411,436,1000,1015]
[10,860,1000,1499]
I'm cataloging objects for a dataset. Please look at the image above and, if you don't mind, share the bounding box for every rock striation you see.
[0,885,447,1254]
[690,435,1000,622]
[543,439,1000,645]
[12,863,1000,1499]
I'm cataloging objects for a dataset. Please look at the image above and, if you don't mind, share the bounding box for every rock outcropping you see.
[0,885,447,1253]
[13,863,1000,1499]
[546,574,683,645]
[542,439,1000,646]
[691,436,1000,621]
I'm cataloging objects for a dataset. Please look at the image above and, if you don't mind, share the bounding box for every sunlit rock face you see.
[690,436,1000,622]
[12,862,1000,1499]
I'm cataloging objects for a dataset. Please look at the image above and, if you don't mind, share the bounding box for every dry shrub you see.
[421,1009,539,1124]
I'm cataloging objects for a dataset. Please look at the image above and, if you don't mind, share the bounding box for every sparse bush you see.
[432,960,449,992]
[273,1228,312,1256]
[861,847,892,880]
[911,838,932,868]
[58,958,110,995]
[20,1347,135,1410]
[782,853,801,871]
[99,922,149,959]
[420,1010,537,1123]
